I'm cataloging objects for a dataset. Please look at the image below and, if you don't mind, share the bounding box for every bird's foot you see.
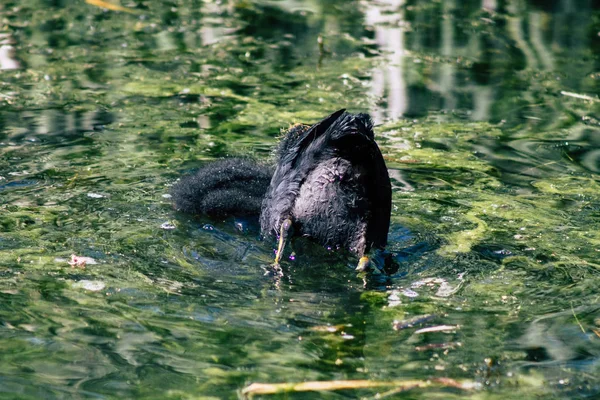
[355,255,383,275]
[355,256,370,271]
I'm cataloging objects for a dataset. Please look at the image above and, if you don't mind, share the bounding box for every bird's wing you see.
[292,108,346,161]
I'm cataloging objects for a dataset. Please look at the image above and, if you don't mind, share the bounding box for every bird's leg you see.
[274,218,293,265]
[353,223,381,274]
[354,227,370,271]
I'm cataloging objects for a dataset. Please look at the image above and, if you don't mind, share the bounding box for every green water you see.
[1,0,599,399]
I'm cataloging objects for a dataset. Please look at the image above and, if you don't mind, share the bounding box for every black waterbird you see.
[172,109,392,271]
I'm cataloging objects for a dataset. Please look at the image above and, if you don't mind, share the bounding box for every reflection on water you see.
[2,109,114,140]
[364,0,600,184]
[368,0,598,125]
[367,0,408,122]
[0,0,599,399]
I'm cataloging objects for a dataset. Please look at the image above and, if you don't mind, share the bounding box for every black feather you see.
[172,110,392,260]
[260,109,391,257]
[171,158,272,217]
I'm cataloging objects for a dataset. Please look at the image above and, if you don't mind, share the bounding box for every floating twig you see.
[415,342,462,352]
[560,91,599,102]
[392,314,435,331]
[241,378,476,398]
[414,325,459,334]
[571,301,586,334]
[85,0,138,14]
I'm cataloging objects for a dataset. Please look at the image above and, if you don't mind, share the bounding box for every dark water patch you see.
[0,179,37,192]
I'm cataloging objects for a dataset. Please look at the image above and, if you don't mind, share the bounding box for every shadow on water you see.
[0,0,600,398]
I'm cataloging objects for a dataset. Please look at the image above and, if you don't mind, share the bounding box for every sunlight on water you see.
[0,0,599,399]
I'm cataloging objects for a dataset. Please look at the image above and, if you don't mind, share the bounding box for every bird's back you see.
[260,109,391,256]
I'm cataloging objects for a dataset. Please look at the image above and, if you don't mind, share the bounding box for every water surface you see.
[1,0,599,399]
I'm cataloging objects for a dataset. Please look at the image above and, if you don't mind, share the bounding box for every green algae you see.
[0,0,599,399]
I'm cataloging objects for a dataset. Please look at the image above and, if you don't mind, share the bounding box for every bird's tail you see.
[171,158,272,217]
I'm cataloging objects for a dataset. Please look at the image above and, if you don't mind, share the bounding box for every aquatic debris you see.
[309,324,355,339]
[155,278,184,295]
[435,281,463,297]
[411,277,463,297]
[160,222,176,230]
[493,249,512,256]
[387,288,422,307]
[414,325,459,334]
[67,254,97,269]
[87,193,104,198]
[309,324,351,333]
[571,302,586,334]
[415,342,462,352]
[560,91,599,102]
[387,291,402,307]
[0,45,19,70]
[241,378,477,398]
[411,277,446,288]
[392,315,435,331]
[85,0,138,14]
[402,288,419,298]
[72,280,106,292]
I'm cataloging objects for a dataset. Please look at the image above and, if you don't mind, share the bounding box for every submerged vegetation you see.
[0,0,599,398]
